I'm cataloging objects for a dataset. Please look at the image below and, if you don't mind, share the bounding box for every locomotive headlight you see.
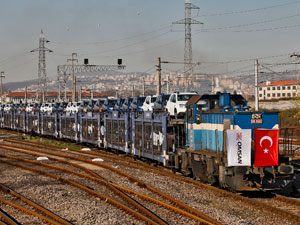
[196,114,201,124]
[278,165,294,174]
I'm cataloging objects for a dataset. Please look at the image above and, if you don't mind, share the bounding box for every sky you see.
[1,0,300,82]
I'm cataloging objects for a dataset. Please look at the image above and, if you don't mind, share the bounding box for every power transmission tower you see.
[173,0,202,91]
[31,29,53,103]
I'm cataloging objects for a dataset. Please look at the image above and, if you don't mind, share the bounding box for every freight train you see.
[1,92,300,196]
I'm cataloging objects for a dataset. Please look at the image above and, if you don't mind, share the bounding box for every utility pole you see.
[156,57,161,95]
[31,29,53,103]
[0,71,5,103]
[167,73,170,94]
[255,59,259,111]
[67,53,78,102]
[25,86,28,104]
[132,84,135,97]
[173,0,202,91]
[290,53,300,79]
[57,77,61,101]
[79,86,82,101]
[142,77,145,96]
[115,87,119,99]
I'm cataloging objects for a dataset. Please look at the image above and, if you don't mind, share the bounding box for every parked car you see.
[166,91,198,118]
[122,97,133,112]
[102,99,117,112]
[114,98,125,111]
[65,102,73,113]
[86,100,96,112]
[153,94,170,112]
[25,103,34,112]
[131,96,146,112]
[78,101,89,112]
[40,103,50,113]
[141,95,157,111]
[4,104,12,112]
[57,102,68,112]
[93,99,106,112]
[71,102,81,113]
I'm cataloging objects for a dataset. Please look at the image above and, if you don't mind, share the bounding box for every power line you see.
[198,1,300,17]
[79,31,171,56]
[201,13,300,32]
[232,23,300,33]
[50,25,172,46]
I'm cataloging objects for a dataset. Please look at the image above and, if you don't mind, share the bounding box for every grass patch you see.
[25,136,81,150]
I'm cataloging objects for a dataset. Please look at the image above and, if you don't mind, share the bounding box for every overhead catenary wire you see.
[197,0,300,17]
[50,25,172,46]
[201,12,300,32]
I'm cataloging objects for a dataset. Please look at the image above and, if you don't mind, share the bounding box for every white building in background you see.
[258,80,300,100]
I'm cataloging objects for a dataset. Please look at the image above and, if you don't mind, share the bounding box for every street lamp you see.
[0,71,5,104]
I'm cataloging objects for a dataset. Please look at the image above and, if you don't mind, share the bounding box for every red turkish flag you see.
[254,129,279,167]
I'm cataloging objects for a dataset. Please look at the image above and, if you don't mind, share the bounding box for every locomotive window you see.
[188,107,193,122]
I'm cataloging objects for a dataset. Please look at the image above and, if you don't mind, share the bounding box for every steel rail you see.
[0,221,9,225]
[0,184,73,225]
[0,142,220,225]
[0,151,216,225]
[4,139,300,224]
[0,154,168,225]
[0,158,160,225]
[0,208,21,225]
[274,194,300,207]
[0,198,61,225]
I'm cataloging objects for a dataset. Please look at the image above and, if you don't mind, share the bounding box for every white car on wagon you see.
[166,91,198,118]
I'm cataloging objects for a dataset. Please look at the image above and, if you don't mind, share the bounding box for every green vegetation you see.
[280,108,300,128]
[25,136,81,150]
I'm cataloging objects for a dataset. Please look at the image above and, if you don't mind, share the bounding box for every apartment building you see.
[258,80,300,100]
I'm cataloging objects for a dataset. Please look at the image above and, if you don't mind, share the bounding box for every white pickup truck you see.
[166,91,198,118]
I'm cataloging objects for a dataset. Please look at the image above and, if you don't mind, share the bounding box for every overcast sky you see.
[1,0,300,82]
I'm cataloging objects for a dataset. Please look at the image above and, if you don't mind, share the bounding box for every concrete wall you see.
[248,100,298,110]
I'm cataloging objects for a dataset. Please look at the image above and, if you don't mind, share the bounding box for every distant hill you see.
[4,79,38,91]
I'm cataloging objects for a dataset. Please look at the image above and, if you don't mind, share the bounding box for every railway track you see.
[0,138,220,224]
[0,207,21,225]
[2,136,300,224]
[0,196,63,225]
[0,183,74,225]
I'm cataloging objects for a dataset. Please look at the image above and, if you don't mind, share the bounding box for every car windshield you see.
[138,97,146,104]
[163,95,170,101]
[109,99,117,105]
[177,94,195,101]
[151,97,157,103]
[88,100,96,106]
